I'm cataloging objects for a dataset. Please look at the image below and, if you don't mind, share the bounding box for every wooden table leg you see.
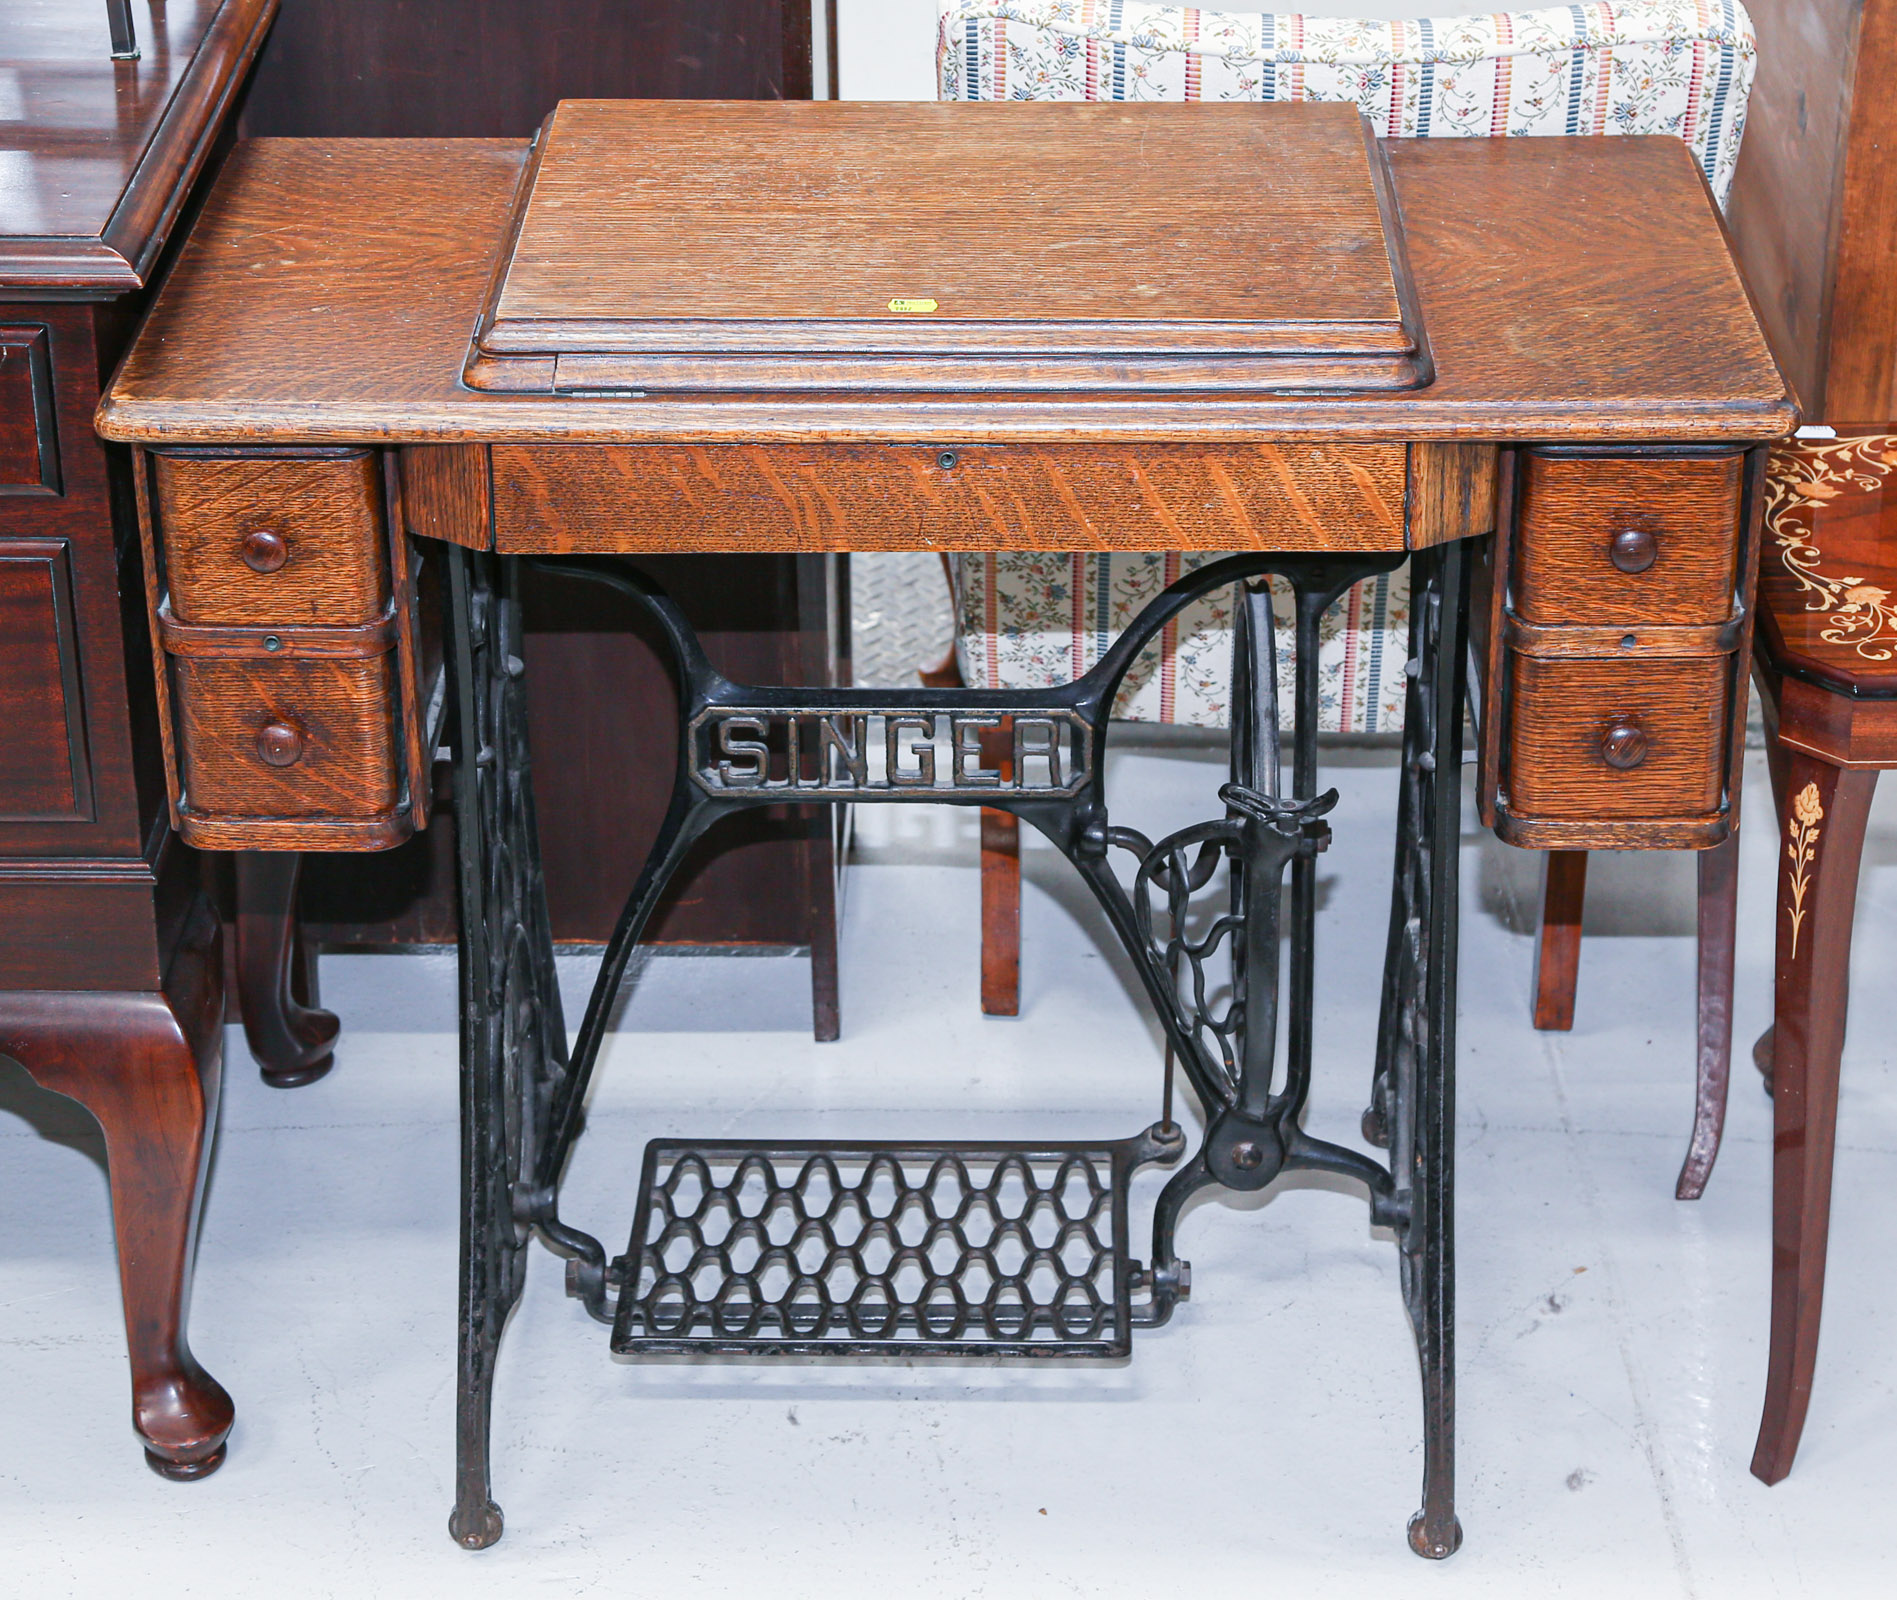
[980,807,1021,1016]
[0,903,233,1478]
[235,851,339,1087]
[1751,753,1877,1484]
[1531,849,1588,1031]
[1677,831,1741,1199]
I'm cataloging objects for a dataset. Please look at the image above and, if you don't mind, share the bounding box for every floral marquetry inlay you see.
[1786,781,1825,961]
[1766,434,1897,663]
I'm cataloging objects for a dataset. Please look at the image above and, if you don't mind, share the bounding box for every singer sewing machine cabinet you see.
[94,100,1794,1556]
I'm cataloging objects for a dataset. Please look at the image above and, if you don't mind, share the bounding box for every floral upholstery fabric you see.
[937,0,1756,729]
[963,553,1411,730]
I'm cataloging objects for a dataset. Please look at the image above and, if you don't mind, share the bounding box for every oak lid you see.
[464,98,1432,396]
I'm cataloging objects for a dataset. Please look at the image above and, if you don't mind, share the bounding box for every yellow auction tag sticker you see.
[887,297,939,313]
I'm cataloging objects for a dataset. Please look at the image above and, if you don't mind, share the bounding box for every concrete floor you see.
[4,744,1896,1596]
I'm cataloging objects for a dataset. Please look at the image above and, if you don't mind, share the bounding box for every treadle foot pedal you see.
[612,1138,1167,1357]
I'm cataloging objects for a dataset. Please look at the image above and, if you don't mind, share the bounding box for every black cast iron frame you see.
[443,539,1469,1560]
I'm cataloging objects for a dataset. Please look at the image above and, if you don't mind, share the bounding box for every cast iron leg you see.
[446,547,572,1549]
[1676,832,1740,1199]
[1399,541,1467,1559]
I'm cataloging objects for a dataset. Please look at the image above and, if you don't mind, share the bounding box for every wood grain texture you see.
[1767,671,1897,765]
[1751,750,1878,1483]
[1503,654,1728,821]
[0,901,232,1476]
[1407,442,1498,549]
[240,0,805,136]
[1531,850,1587,1031]
[400,444,492,549]
[0,850,188,991]
[0,540,90,819]
[1473,453,1516,830]
[157,604,398,658]
[1511,450,1745,626]
[1490,812,1730,851]
[467,100,1425,396]
[95,135,1794,445]
[489,443,1410,554]
[1817,0,1897,418]
[1,324,58,491]
[981,808,1022,1017]
[171,654,403,820]
[0,0,278,288]
[1725,0,1864,417]
[154,449,389,625]
[3,304,165,869]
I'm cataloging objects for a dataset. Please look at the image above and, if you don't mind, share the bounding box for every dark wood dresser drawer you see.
[151,448,389,625]
[137,446,437,850]
[1511,448,1745,626]
[1503,655,1728,821]
[1,325,59,494]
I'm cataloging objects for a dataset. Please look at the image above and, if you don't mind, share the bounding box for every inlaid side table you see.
[1745,431,1897,1483]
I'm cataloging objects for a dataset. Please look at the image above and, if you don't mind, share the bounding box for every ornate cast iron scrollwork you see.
[443,541,1468,1560]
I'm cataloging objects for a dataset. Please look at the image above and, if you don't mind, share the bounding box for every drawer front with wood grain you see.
[1510,448,1745,626]
[170,653,402,818]
[489,441,1413,553]
[152,448,389,625]
[137,446,437,851]
[1502,654,1728,821]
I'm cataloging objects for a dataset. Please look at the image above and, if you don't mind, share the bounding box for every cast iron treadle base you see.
[611,1134,1181,1357]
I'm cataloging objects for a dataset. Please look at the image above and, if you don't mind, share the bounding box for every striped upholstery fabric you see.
[938,0,1756,729]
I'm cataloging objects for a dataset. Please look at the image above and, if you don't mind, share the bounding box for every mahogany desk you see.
[96,102,1793,1555]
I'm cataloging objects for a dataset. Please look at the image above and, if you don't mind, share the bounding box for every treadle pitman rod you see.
[441,542,1468,1560]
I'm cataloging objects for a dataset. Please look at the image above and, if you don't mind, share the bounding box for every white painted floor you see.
[4,745,1896,1597]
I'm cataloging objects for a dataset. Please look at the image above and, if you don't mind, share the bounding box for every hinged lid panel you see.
[466,99,1431,395]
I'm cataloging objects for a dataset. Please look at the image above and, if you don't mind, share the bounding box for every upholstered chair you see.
[930,0,1757,1190]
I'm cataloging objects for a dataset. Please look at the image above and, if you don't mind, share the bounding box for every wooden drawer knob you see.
[1600,719,1649,770]
[256,720,305,768]
[239,527,289,573]
[1608,528,1657,574]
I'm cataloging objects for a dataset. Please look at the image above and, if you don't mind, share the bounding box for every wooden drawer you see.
[170,649,402,819]
[488,442,1414,553]
[1510,449,1744,626]
[152,448,389,625]
[137,446,439,850]
[1503,654,1728,822]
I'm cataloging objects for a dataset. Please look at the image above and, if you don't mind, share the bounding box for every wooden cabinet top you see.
[97,114,1797,445]
[0,0,277,291]
[466,100,1429,397]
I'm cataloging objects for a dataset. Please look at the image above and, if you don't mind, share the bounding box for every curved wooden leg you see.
[1677,832,1740,1199]
[0,904,233,1478]
[235,851,338,1087]
[1751,754,1876,1484]
[1531,850,1587,1031]
[980,807,1021,1016]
